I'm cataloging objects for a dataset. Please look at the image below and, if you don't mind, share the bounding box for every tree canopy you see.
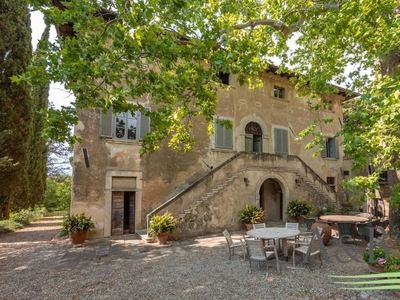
[24,1,400,216]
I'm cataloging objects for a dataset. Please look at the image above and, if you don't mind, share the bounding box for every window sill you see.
[272,97,289,103]
[211,148,235,153]
[104,138,142,146]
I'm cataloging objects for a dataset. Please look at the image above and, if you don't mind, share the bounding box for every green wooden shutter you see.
[224,126,233,149]
[274,128,281,153]
[245,134,253,152]
[321,136,328,158]
[331,138,338,159]
[215,121,233,149]
[274,128,288,154]
[215,122,224,148]
[139,107,151,140]
[282,129,288,154]
[99,108,113,138]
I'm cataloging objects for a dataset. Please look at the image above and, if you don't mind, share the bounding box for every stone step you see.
[135,229,156,243]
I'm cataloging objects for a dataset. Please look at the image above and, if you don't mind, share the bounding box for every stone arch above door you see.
[255,173,290,221]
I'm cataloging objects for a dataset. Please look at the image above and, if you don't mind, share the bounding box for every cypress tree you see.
[26,25,50,209]
[0,1,33,219]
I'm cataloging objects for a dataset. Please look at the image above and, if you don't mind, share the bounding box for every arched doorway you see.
[245,122,263,153]
[259,178,283,221]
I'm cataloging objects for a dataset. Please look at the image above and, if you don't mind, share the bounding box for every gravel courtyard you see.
[0,214,398,300]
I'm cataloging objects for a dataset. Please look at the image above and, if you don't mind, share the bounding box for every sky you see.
[30,11,75,109]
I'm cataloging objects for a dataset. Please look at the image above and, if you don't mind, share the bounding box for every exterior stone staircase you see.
[143,152,339,240]
[295,172,335,204]
[177,174,239,220]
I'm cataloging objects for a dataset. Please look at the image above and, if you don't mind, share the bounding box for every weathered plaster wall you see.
[72,70,347,238]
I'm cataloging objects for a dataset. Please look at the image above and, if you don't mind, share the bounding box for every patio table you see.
[319,215,369,238]
[319,215,369,223]
[246,227,300,261]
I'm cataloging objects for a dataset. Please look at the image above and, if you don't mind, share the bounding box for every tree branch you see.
[232,19,299,36]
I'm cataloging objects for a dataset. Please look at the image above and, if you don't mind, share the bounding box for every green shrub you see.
[238,205,265,224]
[326,205,336,213]
[287,199,313,217]
[148,212,178,236]
[61,213,95,233]
[0,220,24,233]
[0,206,47,233]
[10,206,47,226]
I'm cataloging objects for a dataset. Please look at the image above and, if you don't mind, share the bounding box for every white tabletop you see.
[319,215,369,223]
[246,227,300,240]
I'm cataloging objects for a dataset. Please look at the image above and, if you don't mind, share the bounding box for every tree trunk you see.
[380,52,400,238]
[0,195,11,220]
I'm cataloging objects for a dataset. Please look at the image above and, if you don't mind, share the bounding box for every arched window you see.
[245,122,263,152]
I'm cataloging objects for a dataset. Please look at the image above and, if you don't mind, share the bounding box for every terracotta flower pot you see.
[295,215,305,224]
[311,219,332,245]
[246,224,254,230]
[69,230,88,244]
[157,232,169,245]
[367,264,384,273]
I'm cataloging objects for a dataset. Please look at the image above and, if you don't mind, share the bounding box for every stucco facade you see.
[71,69,353,239]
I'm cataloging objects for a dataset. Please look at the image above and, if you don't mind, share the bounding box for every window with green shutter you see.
[99,108,150,141]
[321,137,338,159]
[215,121,233,149]
[274,128,288,155]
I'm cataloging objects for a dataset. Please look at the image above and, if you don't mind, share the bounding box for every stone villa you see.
[70,66,356,240]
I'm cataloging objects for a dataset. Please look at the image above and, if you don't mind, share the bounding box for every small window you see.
[274,86,285,99]
[274,128,288,155]
[327,177,336,191]
[321,137,338,159]
[215,120,233,149]
[343,170,350,176]
[378,171,388,184]
[217,72,230,85]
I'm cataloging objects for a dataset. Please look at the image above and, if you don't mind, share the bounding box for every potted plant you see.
[363,238,389,273]
[287,199,312,223]
[61,213,95,244]
[148,212,178,245]
[238,205,265,230]
[340,205,352,215]
[384,254,400,273]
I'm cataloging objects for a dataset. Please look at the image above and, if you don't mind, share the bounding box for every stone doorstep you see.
[136,229,156,243]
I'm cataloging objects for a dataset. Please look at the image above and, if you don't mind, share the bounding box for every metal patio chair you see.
[245,239,280,274]
[292,227,324,268]
[302,216,317,232]
[222,230,246,260]
[336,222,357,244]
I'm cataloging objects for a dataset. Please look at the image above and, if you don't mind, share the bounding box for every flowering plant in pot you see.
[384,254,400,273]
[238,205,265,230]
[363,238,389,273]
[148,212,178,245]
[61,213,95,244]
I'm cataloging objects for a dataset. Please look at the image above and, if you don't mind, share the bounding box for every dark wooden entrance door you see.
[111,191,135,235]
